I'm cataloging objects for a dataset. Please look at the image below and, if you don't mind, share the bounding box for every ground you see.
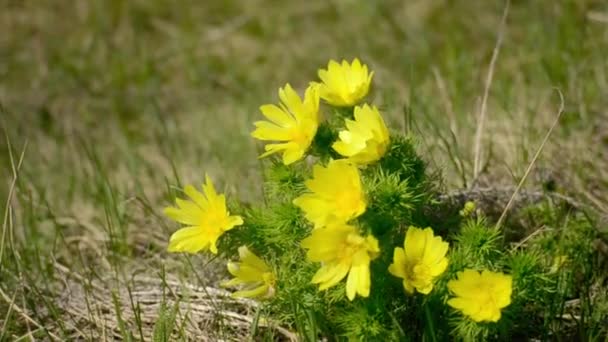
[1,0,607,340]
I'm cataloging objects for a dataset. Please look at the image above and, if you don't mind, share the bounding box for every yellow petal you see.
[404,227,427,261]
[345,265,359,301]
[202,175,218,202]
[281,144,305,165]
[259,104,294,126]
[225,215,244,230]
[322,263,350,290]
[311,264,337,284]
[232,285,268,299]
[356,263,371,297]
[402,280,415,294]
[429,257,448,277]
[232,264,265,282]
[238,246,270,272]
[221,277,244,288]
[388,247,407,279]
[447,297,470,311]
[278,84,304,115]
[314,263,349,290]
[227,261,241,277]
[208,234,220,254]
[259,142,290,158]
[252,121,292,141]
[417,283,434,295]
[346,250,371,300]
[164,206,199,226]
[167,226,210,253]
[184,185,208,209]
[422,233,448,264]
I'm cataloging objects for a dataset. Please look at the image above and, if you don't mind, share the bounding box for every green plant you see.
[162,58,607,340]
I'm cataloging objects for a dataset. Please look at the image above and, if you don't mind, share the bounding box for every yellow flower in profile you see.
[222,246,276,299]
[164,175,243,254]
[447,269,513,322]
[293,159,366,229]
[251,83,320,165]
[301,224,380,300]
[316,58,374,107]
[332,104,390,165]
[388,227,449,294]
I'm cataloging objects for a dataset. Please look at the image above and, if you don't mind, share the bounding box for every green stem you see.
[424,303,438,342]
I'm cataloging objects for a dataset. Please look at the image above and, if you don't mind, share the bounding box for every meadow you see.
[1,0,608,340]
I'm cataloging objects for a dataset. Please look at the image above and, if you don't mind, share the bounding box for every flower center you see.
[477,283,497,308]
[402,260,433,288]
[338,233,366,260]
[412,263,431,279]
[289,127,309,145]
[202,211,228,231]
[334,190,362,218]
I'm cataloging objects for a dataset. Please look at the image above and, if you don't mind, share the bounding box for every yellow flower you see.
[222,246,276,299]
[293,159,366,228]
[332,104,390,165]
[447,269,513,322]
[388,227,449,295]
[301,224,380,300]
[164,175,243,254]
[251,83,320,165]
[316,58,373,107]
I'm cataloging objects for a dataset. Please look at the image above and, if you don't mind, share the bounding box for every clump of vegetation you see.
[163,59,608,340]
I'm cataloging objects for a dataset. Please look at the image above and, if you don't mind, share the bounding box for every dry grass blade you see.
[587,11,608,24]
[473,0,510,180]
[52,267,296,341]
[0,132,27,265]
[432,67,457,135]
[0,288,19,341]
[495,89,565,230]
[0,287,62,340]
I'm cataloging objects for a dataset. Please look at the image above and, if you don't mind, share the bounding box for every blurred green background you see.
[1,0,607,339]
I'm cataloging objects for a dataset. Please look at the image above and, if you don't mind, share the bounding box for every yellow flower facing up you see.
[222,246,276,299]
[293,159,366,229]
[332,104,390,165]
[251,83,320,165]
[388,227,449,295]
[316,58,373,107]
[164,175,243,254]
[301,224,380,300]
[447,269,513,322]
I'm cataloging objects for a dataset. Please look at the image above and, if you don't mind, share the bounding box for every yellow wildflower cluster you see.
[162,58,514,324]
[254,59,388,300]
[252,58,388,166]
[295,160,378,300]
[164,176,274,299]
